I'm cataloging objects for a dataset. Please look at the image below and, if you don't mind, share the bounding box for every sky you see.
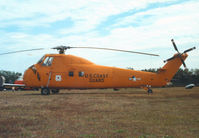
[0,0,199,74]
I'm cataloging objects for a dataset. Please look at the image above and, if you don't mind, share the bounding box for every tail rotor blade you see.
[164,56,176,63]
[180,57,187,68]
[183,47,196,53]
[164,54,187,68]
[171,39,179,53]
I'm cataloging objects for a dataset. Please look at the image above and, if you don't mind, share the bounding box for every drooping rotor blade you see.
[171,39,179,53]
[183,47,196,53]
[0,48,45,55]
[69,46,159,56]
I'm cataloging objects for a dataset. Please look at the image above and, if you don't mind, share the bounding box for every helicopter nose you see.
[23,68,33,86]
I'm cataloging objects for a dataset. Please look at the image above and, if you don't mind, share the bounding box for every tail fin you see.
[157,53,188,85]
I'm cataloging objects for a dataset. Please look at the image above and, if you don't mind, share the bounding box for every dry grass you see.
[0,87,199,137]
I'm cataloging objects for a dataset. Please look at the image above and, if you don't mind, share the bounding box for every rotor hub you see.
[52,46,70,54]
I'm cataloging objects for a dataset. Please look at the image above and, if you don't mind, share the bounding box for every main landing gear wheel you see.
[41,88,50,95]
[51,89,59,94]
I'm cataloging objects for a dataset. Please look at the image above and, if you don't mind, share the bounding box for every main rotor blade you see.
[0,48,44,55]
[183,47,196,53]
[69,47,159,56]
[171,39,179,53]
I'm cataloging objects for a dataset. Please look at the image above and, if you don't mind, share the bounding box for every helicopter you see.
[0,39,196,95]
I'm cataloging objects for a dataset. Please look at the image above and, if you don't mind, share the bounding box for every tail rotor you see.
[164,39,196,69]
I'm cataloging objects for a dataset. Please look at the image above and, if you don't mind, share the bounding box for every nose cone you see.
[23,68,32,87]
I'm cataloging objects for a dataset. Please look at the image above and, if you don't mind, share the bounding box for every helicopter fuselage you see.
[23,53,187,90]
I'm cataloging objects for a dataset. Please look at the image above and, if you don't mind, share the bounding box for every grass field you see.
[0,87,199,138]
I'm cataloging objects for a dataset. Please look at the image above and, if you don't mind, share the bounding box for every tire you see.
[51,89,59,94]
[41,88,50,95]
[147,89,153,94]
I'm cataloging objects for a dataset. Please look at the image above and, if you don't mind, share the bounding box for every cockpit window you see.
[37,56,45,64]
[42,57,54,66]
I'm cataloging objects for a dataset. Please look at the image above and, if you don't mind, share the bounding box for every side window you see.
[79,71,84,77]
[42,57,54,66]
[69,71,74,77]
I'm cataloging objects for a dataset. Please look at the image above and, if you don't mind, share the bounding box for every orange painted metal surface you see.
[23,53,188,89]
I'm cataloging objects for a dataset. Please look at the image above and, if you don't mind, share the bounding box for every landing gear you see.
[142,85,153,94]
[51,89,59,94]
[41,88,60,95]
[41,87,50,95]
[147,88,153,94]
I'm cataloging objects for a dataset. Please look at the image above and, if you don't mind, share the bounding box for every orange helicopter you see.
[0,39,196,95]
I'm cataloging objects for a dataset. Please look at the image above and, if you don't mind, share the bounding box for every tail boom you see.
[157,53,188,86]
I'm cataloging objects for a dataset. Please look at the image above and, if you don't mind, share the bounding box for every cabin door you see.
[49,72,67,88]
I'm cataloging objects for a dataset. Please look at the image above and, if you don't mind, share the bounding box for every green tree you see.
[0,70,22,83]
[172,68,199,86]
[141,68,158,73]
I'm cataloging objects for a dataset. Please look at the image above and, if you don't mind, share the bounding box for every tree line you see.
[0,69,199,86]
[0,70,22,83]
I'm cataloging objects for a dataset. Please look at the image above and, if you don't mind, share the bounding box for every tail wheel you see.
[41,88,50,95]
[51,89,59,94]
[147,88,153,94]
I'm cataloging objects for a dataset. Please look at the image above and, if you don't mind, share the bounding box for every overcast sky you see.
[0,0,198,73]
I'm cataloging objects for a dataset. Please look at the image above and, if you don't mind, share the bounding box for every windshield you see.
[37,56,45,64]
[42,57,54,66]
